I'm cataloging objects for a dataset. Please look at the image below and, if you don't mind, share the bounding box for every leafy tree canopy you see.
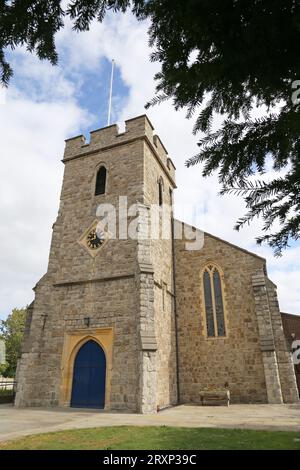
[1,0,300,254]
[0,308,26,377]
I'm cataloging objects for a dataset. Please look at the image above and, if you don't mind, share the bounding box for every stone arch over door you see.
[59,328,113,409]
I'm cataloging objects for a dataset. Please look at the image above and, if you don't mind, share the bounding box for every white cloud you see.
[0,11,299,318]
[0,59,90,318]
[0,86,6,105]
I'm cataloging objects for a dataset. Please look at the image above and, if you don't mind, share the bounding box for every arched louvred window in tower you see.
[95,166,107,195]
[158,178,163,206]
[203,265,226,337]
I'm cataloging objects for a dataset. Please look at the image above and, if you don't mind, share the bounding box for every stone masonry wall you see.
[16,276,139,411]
[136,203,157,414]
[17,114,296,412]
[265,278,299,403]
[251,270,283,404]
[251,270,298,404]
[143,142,178,409]
[15,115,177,412]
[16,117,159,411]
[174,228,268,404]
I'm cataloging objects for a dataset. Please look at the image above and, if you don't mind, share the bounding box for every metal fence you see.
[0,380,16,404]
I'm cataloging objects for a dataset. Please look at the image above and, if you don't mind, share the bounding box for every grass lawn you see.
[0,426,300,450]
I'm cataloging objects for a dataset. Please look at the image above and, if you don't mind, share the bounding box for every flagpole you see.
[107,59,115,126]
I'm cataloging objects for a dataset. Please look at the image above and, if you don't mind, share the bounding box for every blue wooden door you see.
[71,340,106,409]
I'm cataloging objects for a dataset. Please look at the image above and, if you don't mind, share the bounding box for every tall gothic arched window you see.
[203,264,226,337]
[95,166,107,195]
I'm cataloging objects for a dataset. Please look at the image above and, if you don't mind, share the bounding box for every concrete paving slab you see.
[0,403,300,443]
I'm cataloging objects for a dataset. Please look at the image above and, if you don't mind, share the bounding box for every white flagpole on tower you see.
[107,59,115,126]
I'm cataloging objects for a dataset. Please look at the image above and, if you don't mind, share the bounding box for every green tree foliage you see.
[1,1,300,254]
[0,308,26,377]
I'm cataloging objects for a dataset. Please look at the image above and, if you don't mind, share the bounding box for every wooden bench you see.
[199,389,230,406]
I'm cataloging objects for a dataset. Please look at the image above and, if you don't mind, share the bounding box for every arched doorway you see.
[71,340,106,409]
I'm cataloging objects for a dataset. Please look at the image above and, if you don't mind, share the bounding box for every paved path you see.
[0,403,300,442]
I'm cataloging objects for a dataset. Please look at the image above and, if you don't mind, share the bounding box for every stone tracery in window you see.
[203,265,226,337]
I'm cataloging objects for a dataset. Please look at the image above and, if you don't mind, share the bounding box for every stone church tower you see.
[15,115,298,412]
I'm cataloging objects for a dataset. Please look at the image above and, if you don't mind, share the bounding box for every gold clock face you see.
[86,228,105,250]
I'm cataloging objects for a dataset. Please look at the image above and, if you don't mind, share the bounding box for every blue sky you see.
[9,50,129,137]
[0,10,299,320]
[71,58,130,134]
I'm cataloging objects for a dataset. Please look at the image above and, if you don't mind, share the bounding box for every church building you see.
[15,115,299,412]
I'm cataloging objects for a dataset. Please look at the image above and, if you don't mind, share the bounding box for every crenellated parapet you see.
[63,114,176,182]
